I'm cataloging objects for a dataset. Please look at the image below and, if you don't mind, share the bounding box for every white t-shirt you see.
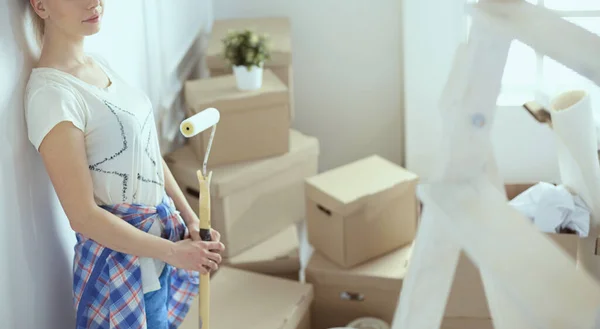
[24,54,167,293]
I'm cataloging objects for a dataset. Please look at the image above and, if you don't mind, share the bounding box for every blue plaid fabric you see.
[72,194,199,329]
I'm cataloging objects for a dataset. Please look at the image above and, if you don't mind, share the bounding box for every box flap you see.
[305,155,418,215]
[184,70,288,114]
[504,183,536,200]
[305,244,412,292]
[227,225,299,266]
[207,17,292,68]
[210,129,319,197]
[212,267,313,329]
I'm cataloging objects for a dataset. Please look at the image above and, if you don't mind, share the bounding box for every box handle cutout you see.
[186,187,200,199]
[317,204,332,216]
[340,291,364,301]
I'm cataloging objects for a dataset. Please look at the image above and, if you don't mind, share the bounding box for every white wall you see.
[214,0,405,171]
[0,0,211,327]
[403,0,561,183]
[1,2,76,328]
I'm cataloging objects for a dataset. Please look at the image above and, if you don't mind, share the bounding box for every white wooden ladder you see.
[391,1,600,328]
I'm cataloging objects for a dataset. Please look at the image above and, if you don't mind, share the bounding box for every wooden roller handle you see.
[197,170,212,329]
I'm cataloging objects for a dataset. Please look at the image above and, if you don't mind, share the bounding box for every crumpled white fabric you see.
[508,182,590,237]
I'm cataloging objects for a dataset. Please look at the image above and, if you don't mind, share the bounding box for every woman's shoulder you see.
[26,51,112,94]
[24,68,86,112]
[26,70,77,99]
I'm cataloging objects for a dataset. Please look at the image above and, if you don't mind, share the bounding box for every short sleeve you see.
[25,84,88,152]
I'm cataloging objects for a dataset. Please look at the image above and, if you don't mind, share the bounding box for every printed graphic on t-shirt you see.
[88,100,164,202]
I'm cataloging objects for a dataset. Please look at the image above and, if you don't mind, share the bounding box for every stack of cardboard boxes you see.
[169,15,545,329]
[168,17,315,329]
[303,155,419,329]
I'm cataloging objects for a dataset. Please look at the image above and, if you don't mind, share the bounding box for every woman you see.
[24,1,225,328]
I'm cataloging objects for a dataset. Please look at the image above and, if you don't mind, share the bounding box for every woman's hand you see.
[209,228,221,244]
[183,213,223,250]
[163,239,225,274]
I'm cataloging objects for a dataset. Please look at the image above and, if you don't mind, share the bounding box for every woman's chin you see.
[83,25,102,36]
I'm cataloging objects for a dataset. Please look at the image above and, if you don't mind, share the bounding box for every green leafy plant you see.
[221,29,271,71]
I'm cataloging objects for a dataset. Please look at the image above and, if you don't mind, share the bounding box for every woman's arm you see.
[39,121,223,272]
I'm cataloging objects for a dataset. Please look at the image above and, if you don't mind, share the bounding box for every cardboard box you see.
[305,155,418,268]
[305,244,412,329]
[184,69,290,166]
[224,224,301,281]
[180,267,312,329]
[207,17,295,118]
[165,129,319,258]
[444,183,580,319]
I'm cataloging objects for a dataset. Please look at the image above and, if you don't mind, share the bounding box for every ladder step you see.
[466,0,600,87]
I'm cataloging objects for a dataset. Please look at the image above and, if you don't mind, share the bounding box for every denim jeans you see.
[143,266,170,329]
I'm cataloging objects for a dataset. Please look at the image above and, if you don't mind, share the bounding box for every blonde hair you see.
[28,3,45,47]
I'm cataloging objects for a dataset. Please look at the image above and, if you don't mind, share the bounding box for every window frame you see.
[465,1,600,107]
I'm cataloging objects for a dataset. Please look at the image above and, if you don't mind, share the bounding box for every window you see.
[466,1,600,108]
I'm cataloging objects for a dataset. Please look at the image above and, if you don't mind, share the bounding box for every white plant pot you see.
[233,64,263,91]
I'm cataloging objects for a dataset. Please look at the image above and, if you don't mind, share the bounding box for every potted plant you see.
[221,28,271,91]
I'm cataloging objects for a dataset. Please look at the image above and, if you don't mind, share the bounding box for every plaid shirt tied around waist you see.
[72,194,199,329]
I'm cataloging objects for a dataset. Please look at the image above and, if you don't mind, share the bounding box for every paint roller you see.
[179,107,220,329]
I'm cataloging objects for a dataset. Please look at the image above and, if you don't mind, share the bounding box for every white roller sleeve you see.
[180,107,220,138]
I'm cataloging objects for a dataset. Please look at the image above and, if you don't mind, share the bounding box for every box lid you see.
[212,267,313,329]
[164,129,319,198]
[305,155,418,216]
[184,69,288,114]
[207,17,292,68]
[305,244,412,292]
[227,225,300,270]
[211,129,319,197]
